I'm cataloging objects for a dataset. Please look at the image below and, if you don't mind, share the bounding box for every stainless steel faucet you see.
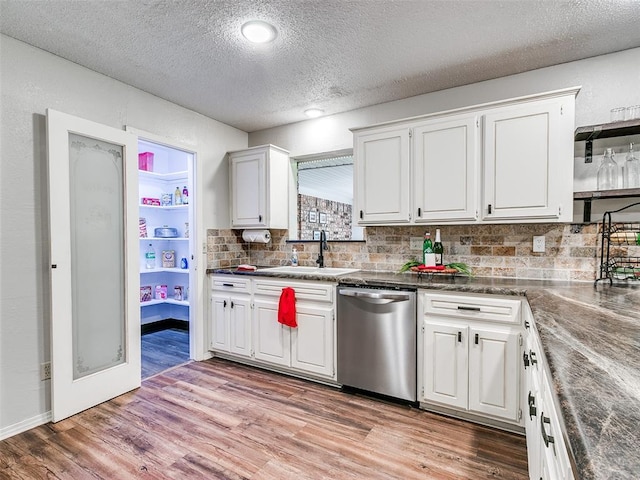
[316,230,328,268]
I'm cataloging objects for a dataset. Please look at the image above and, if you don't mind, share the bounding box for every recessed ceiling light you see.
[304,108,324,118]
[241,20,277,44]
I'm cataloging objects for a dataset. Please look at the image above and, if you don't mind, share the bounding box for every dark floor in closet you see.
[141,327,190,379]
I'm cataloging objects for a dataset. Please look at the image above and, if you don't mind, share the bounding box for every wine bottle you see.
[434,229,444,266]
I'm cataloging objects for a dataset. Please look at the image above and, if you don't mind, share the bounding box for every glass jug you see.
[623,143,640,188]
[597,148,619,190]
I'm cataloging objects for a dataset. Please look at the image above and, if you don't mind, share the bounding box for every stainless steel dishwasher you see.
[337,285,417,402]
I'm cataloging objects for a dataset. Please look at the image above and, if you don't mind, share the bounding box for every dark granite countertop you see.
[208,267,640,480]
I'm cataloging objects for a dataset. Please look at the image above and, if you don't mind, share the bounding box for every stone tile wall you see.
[298,194,352,240]
[207,223,600,281]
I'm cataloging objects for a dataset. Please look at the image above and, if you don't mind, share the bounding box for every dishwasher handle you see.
[338,288,412,302]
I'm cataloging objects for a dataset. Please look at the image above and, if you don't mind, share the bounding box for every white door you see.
[422,322,468,409]
[230,150,266,227]
[468,328,519,421]
[210,294,230,352]
[354,126,411,224]
[482,99,567,221]
[229,295,252,357]
[413,115,479,222]
[253,298,290,367]
[291,303,334,377]
[47,109,140,422]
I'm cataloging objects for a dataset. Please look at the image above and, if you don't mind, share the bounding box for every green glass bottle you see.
[434,229,444,266]
[423,232,433,265]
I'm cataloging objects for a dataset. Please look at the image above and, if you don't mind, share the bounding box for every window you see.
[291,151,363,241]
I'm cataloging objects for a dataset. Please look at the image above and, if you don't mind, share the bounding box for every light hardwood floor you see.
[1,359,529,479]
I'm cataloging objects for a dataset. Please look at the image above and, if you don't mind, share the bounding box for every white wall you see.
[249,48,640,157]
[0,35,247,436]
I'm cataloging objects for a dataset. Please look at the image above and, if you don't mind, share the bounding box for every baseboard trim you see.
[1,411,52,440]
[141,319,189,335]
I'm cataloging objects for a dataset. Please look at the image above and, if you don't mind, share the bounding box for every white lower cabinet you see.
[419,291,523,426]
[253,297,290,366]
[253,279,335,379]
[210,275,336,381]
[209,276,252,358]
[523,304,574,480]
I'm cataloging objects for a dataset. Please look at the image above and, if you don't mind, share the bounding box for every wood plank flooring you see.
[0,359,529,480]
[141,328,190,379]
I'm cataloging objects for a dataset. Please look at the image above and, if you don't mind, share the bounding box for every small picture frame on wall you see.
[319,212,327,224]
[313,230,321,241]
[308,211,317,223]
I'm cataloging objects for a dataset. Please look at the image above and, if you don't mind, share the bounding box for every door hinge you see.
[560,105,564,115]
[558,205,562,216]
[519,334,523,346]
[409,129,413,138]
[476,119,479,128]
[518,408,523,421]
[421,324,425,333]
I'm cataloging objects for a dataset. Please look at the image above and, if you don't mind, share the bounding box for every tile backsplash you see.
[207,223,599,281]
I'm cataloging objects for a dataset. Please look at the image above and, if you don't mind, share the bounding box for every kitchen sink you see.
[260,266,360,276]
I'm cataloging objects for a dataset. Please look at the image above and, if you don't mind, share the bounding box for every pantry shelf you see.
[139,237,189,241]
[139,204,188,210]
[141,299,189,307]
[139,170,188,182]
[140,268,189,274]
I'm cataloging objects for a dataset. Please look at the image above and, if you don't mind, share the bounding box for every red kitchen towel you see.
[278,287,297,328]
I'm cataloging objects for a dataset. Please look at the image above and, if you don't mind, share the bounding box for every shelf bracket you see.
[583,198,592,223]
[585,139,593,163]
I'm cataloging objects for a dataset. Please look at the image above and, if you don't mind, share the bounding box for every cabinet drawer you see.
[211,275,252,294]
[253,279,333,303]
[423,292,521,324]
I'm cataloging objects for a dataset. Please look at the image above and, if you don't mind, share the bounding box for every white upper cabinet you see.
[413,114,479,222]
[229,145,289,229]
[354,125,411,224]
[352,87,579,225]
[482,97,575,222]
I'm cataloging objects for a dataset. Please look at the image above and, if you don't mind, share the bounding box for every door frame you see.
[125,126,206,361]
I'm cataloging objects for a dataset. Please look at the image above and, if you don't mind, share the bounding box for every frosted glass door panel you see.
[69,133,125,379]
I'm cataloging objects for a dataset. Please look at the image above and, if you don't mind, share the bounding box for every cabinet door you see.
[253,298,291,367]
[230,150,266,227]
[422,321,468,409]
[468,328,519,421]
[413,115,479,222]
[229,295,252,358]
[291,303,334,378]
[210,294,229,352]
[483,98,573,221]
[354,126,411,224]
[524,335,542,480]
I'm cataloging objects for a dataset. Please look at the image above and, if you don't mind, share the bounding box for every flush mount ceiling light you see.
[304,108,324,118]
[241,20,277,44]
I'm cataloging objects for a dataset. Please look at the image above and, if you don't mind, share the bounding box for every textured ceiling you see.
[2,0,640,132]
